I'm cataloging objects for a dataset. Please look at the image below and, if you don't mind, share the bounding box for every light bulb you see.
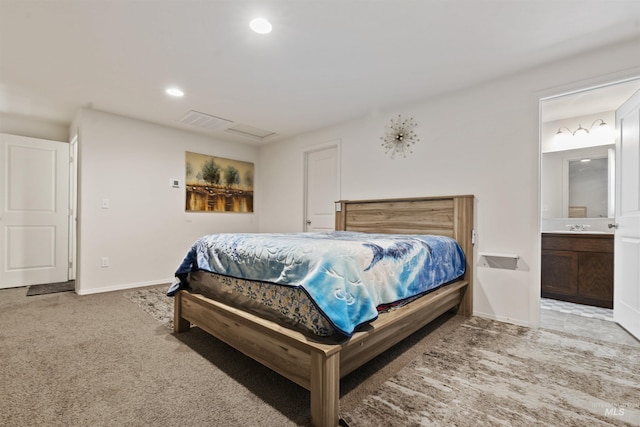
[166,87,184,97]
[250,18,272,34]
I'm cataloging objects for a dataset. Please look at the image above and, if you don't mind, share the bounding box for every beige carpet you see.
[341,316,640,427]
[0,285,311,426]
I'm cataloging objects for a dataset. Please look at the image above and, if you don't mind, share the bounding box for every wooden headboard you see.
[335,195,474,315]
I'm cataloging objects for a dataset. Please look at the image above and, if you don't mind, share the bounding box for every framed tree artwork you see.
[185,151,254,213]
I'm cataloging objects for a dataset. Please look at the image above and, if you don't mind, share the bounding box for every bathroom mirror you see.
[568,157,608,218]
[541,145,614,219]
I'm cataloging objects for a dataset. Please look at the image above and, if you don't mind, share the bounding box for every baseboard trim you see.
[473,311,531,328]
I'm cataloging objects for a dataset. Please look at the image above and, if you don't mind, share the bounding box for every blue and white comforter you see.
[168,231,465,337]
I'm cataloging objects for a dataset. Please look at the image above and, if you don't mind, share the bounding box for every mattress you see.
[185,269,339,336]
[168,231,466,337]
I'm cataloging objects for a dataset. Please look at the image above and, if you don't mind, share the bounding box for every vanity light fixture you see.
[555,119,609,137]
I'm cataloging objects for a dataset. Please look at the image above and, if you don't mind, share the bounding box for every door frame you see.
[538,74,640,328]
[303,139,341,231]
[69,135,78,282]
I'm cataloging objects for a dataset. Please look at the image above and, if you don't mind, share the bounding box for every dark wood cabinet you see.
[541,233,613,308]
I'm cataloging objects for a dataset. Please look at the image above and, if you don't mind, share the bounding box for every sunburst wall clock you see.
[380,115,419,159]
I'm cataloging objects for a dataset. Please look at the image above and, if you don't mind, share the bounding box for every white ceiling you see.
[2,0,640,144]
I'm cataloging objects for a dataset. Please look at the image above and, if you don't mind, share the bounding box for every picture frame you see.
[185,151,254,213]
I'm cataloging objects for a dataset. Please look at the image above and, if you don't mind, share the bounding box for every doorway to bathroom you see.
[540,78,640,339]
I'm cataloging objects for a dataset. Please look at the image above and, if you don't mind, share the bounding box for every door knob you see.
[306,220,312,225]
[608,223,618,229]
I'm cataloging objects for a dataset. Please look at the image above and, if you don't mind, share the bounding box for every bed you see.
[171,195,474,427]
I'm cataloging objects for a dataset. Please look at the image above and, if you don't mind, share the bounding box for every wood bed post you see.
[453,195,474,316]
[310,351,340,427]
[173,291,191,332]
[334,201,346,231]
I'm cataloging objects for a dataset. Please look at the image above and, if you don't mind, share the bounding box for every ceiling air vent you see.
[179,110,233,130]
[225,123,276,141]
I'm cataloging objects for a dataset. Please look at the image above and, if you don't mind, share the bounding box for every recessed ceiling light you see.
[250,17,272,34]
[166,87,184,97]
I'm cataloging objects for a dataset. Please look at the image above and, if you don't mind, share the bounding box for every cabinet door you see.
[541,250,578,296]
[578,252,614,307]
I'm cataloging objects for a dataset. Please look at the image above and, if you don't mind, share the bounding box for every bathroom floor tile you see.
[540,306,639,346]
[540,297,614,321]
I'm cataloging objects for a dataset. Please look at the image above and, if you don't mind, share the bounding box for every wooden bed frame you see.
[173,195,474,427]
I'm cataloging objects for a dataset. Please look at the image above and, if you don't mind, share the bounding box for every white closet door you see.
[0,134,69,288]
[305,145,339,232]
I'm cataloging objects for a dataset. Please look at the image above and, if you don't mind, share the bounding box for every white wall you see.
[258,37,640,327]
[75,109,259,294]
[0,112,69,142]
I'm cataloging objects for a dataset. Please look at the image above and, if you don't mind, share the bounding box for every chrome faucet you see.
[566,224,591,232]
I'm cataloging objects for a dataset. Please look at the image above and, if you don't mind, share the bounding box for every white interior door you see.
[304,145,339,232]
[614,89,640,340]
[0,134,69,289]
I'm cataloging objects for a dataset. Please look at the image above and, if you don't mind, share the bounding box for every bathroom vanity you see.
[541,232,613,308]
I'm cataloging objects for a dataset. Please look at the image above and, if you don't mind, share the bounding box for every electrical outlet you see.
[101,257,109,268]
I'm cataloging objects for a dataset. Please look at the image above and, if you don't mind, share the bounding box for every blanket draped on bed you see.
[168,231,465,337]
